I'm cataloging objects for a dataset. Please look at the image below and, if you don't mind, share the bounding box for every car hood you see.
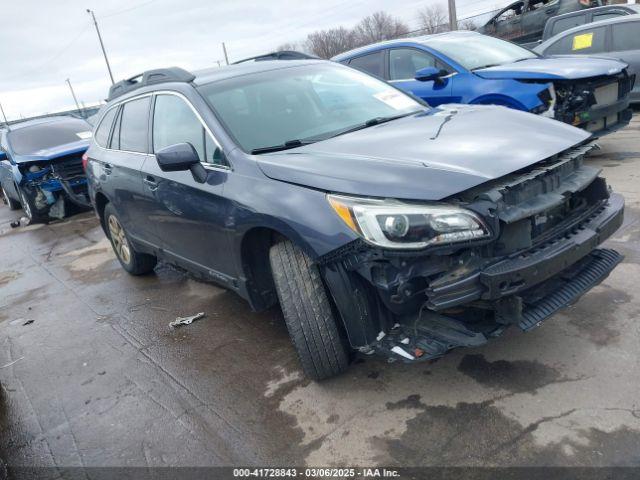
[13,140,89,163]
[256,105,590,201]
[473,56,628,80]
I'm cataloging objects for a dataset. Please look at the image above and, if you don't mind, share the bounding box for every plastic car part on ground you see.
[169,312,205,328]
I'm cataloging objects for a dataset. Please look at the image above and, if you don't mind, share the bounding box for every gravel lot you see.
[1,114,639,470]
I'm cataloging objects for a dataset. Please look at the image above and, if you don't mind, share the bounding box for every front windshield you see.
[426,35,537,71]
[198,63,425,153]
[8,118,92,155]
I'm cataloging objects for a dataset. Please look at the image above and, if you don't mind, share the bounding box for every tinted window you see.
[153,94,222,165]
[117,97,150,153]
[550,15,586,36]
[389,49,439,80]
[612,22,640,51]
[94,108,117,147]
[545,26,607,55]
[348,51,384,78]
[594,12,625,22]
[7,118,92,155]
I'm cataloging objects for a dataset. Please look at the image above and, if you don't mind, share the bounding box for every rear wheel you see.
[2,185,20,210]
[269,240,350,380]
[104,203,157,275]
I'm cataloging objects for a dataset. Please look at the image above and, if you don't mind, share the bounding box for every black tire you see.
[269,240,350,380]
[104,203,157,275]
[2,184,20,210]
[17,186,44,222]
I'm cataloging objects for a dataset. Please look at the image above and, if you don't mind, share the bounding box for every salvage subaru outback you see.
[85,61,624,380]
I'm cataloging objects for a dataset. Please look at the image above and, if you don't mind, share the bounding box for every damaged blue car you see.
[334,31,635,137]
[0,116,92,222]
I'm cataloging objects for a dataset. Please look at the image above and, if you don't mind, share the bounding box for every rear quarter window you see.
[612,22,640,51]
[94,108,118,147]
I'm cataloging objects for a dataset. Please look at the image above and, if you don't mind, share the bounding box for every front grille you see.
[51,155,85,180]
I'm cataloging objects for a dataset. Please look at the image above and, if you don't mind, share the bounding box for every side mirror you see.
[156,143,200,172]
[0,151,6,161]
[415,66,448,82]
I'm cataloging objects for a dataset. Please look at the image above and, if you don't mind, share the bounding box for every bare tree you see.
[354,11,410,45]
[276,42,302,52]
[305,26,357,59]
[417,4,449,34]
[458,18,477,31]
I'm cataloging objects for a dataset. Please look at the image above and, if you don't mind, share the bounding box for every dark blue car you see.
[86,61,623,379]
[0,116,92,221]
[333,31,634,137]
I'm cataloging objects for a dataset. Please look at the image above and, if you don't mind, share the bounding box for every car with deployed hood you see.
[535,15,640,103]
[333,31,634,137]
[85,61,623,380]
[0,116,92,221]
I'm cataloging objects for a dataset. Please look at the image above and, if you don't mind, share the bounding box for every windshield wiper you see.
[251,139,315,155]
[328,111,421,139]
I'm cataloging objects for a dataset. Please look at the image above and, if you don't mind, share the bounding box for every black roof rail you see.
[107,67,196,101]
[233,50,318,64]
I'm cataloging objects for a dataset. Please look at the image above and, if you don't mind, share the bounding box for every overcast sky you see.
[0,0,509,120]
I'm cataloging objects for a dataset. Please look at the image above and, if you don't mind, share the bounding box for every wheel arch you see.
[94,191,110,236]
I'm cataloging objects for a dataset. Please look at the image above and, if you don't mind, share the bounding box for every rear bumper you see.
[426,193,624,310]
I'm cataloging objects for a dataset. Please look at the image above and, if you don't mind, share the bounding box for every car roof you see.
[332,31,478,61]
[192,59,327,86]
[6,115,88,131]
[539,14,640,48]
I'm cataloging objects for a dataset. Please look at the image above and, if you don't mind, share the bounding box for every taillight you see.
[82,152,89,171]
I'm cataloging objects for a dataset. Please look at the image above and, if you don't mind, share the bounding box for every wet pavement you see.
[1,116,640,470]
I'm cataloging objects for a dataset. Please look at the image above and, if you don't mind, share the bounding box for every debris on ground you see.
[10,220,20,228]
[22,319,34,326]
[169,312,205,328]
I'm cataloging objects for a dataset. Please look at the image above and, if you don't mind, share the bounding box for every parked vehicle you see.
[535,16,640,103]
[233,50,318,64]
[0,116,92,221]
[477,0,603,44]
[86,62,623,380]
[541,4,640,43]
[333,31,633,137]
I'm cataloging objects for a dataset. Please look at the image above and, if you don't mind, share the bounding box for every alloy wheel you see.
[108,215,131,265]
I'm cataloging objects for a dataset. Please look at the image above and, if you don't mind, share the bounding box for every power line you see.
[99,0,160,20]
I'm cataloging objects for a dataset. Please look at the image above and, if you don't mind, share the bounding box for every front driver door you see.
[142,92,237,285]
[387,48,454,107]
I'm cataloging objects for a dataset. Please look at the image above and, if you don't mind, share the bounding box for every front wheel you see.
[269,240,350,380]
[104,203,157,275]
[18,186,44,222]
[2,184,20,210]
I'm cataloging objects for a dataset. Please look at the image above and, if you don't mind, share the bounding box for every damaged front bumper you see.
[320,143,624,363]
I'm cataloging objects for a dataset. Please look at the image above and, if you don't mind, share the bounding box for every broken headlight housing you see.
[328,194,490,249]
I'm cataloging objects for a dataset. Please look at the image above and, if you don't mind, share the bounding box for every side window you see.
[389,48,450,80]
[94,108,118,147]
[594,11,625,22]
[496,2,524,22]
[348,51,384,78]
[545,26,607,55]
[153,94,223,166]
[612,22,640,51]
[550,15,585,36]
[117,97,150,153]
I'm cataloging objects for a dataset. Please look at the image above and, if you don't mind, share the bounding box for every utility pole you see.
[222,42,229,65]
[87,9,115,84]
[448,0,458,31]
[66,78,82,113]
[0,102,9,128]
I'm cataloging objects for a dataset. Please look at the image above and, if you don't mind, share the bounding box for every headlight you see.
[328,194,490,249]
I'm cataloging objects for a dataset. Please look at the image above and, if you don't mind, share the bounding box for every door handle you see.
[143,175,158,190]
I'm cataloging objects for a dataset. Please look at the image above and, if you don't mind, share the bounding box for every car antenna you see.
[0,102,10,131]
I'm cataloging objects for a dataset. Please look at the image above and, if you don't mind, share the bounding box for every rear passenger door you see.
[143,92,237,283]
[387,48,454,106]
[100,96,157,244]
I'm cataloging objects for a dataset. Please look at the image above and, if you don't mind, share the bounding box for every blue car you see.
[0,116,92,221]
[333,31,634,137]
